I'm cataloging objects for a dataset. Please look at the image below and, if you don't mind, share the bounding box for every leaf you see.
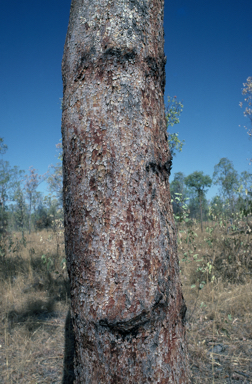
[41,254,47,264]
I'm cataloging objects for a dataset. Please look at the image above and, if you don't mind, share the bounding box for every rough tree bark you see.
[61,0,189,382]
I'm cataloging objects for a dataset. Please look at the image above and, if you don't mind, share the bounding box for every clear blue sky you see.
[1,0,251,200]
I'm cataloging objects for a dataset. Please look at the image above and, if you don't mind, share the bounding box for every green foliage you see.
[239,76,252,138]
[166,96,183,127]
[41,254,54,271]
[172,193,190,224]
[240,199,252,217]
[185,171,212,197]
[165,96,185,157]
[168,133,185,157]
[170,172,190,220]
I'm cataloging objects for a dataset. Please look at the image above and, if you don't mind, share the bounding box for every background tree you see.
[209,195,224,221]
[13,186,27,243]
[0,160,10,233]
[24,166,43,233]
[32,192,48,231]
[185,171,212,232]
[61,0,189,382]
[0,139,24,233]
[47,142,63,207]
[239,170,252,195]
[213,158,239,216]
[166,96,185,157]
[187,192,209,223]
[170,172,188,222]
[0,138,7,155]
[236,170,252,217]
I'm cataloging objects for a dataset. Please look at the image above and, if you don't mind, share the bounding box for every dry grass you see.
[0,217,251,383]
[0,230,69,383]
[179,217,252,383]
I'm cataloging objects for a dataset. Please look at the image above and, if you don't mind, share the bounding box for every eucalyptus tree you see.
[213,158,239,215]
[0,138,24,233]
[61,0,189,382]
[24,166,45,233]
[13,186,27,242]
[185,171,212,232]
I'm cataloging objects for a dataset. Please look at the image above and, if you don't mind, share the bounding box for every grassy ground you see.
[0,229,69,383]
[0,217,251,383]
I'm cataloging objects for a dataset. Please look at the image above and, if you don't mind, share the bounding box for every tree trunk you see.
[62,0,189,382]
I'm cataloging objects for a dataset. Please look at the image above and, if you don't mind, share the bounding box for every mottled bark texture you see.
[62,0,189,382]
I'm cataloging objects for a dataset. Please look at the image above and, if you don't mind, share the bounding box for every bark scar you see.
[103,47,137,63]
[180,296,187,326]
[145,55,167,93]
[146,158,172,178]
[99,293,165,340]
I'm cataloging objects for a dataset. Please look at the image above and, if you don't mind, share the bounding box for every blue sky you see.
[1,0,251,200]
